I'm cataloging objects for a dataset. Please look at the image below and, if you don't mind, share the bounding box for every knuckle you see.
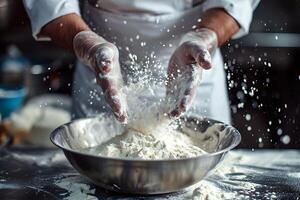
[109,43,119,53]
[182,41,201,49]
[96,43,118,58]
[96,47,111,60]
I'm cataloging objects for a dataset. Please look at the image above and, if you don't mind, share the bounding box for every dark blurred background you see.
[0,0,299,148]
[222,1,300,148]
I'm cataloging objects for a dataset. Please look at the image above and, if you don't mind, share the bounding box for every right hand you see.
[166,29,217,118]
[73,31,127,123]
[166,41,210,118]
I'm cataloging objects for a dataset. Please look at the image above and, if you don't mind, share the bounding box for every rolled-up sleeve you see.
[23,0,80,40]
[202,0,260,39]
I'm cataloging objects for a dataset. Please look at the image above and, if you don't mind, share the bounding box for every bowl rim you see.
[50,117,241,162]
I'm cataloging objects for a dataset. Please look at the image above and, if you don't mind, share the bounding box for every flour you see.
[121,78,169,135]
[190,151,279,200]
[192,182,226,200]
[82,81,229,159]
[77,75,202,159]
[55,176,97,200]
[87,127,207,159]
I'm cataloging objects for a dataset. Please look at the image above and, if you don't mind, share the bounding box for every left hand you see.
[166,29,217,118]
[73,31,128,123]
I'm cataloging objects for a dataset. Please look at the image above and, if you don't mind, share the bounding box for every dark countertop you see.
[0,147,300,200]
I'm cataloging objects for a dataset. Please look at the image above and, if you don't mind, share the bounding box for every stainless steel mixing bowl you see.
[50,116,241,194]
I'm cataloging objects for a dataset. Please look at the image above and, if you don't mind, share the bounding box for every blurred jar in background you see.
[0,45,28,119]
[0,45,29,87]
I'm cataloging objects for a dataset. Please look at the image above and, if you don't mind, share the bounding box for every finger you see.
[168,79,197,117]
[96,73,123,93]
[169,99,190,118]
[116,113,128,124]
[96,76,127,123]
[168,97,188,119]
[180,88,196,110]
[167,56,181,75]
[97,59,112,74]
[189,45,211,70]
[96,76,111,92]
[196,49,211,69]
[105,87,128,123]
[95,46,115,74]
[178,88,195,112]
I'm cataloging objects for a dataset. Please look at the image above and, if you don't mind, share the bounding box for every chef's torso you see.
[72,0,231,124]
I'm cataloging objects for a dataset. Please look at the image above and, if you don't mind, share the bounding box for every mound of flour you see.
[90,125,207,159]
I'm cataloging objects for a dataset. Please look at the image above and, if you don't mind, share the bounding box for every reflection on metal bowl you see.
[50,116,241,194]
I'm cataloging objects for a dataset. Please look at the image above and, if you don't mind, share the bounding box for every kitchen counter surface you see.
[0,147,300,200]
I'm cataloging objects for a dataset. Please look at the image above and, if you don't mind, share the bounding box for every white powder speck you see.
[238,103,244,108]
[277,128,283,135]
[281,135,290,144]
[245,114,251,121]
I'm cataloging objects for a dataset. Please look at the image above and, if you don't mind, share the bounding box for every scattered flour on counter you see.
[190,160,239,200]
[190,151,279,200]
[53,152,281,200]
[55,176,97,200]
[192,182,226,200]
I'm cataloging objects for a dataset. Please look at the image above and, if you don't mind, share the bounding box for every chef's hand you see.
[73,31,127,123]
[166,28,218,118]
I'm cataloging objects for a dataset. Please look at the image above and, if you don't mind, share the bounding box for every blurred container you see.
[0,84,26,119]
[0,45,29,86]
[5,94,71,147]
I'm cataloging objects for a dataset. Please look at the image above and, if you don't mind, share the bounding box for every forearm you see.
[39,13,90,51]
[198,8,240,46]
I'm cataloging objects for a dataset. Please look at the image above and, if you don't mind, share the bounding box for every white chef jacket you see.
[23,0,259,40]
[23,0,259,124]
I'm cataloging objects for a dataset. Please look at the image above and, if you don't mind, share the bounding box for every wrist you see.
[180,28,218,54]
[198,8,240,46]
[40,13,90,51]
